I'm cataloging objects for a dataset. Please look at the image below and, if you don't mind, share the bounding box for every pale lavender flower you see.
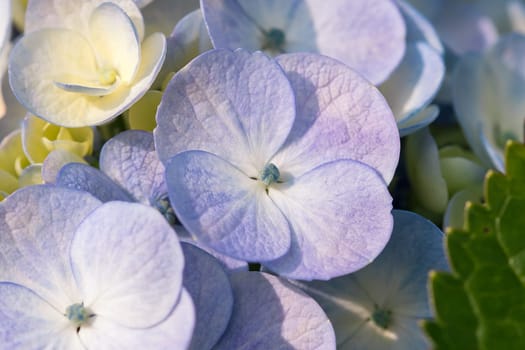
[0,185,194,348]
[155,49,400,280]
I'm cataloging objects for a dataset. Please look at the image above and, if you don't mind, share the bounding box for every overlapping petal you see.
[79,289,195,349]
[273,53,399,183]
[0,283,82,350]
[100,130,165,204]
[70,201,185,328]
[155,49,296,174]
[166,150,291,261]
[0,185,102,309]
[298,210,448,349]
[56,163,135,203]
[181,243,233,350]
[201,0,406,84]
[213,271,336,350]
[264,160,393,280]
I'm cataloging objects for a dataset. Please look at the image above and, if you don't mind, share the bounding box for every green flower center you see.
[262,28,286,53]
[371,306,392,329]
[260,163,280,187]
[65,302,94,327]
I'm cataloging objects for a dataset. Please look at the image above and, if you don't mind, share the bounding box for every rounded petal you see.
[41,149,88,184]
[264,159,393,280]
[380,42,444,129]
[397,105,439,138]
[70,201,185,328]
[79,289,195,349]
[273,53,399,184]
[201,0,406,84]
[0,282,83,350]
[166,150,291,261]
[88,2,140,83]
[297,210,448,350]
[25,0,145,41]
[181,243,233,350]
[100,130,165,204]
[56,163,135,203]
[405,127,448,213]
[155,49,296,174]
[213,271,336,350]
[397,0,443,53]
[0,185,102,310]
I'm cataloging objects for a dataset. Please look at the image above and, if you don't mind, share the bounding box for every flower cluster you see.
[2,0,520,349]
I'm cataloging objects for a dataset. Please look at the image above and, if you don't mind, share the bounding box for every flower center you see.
[152,194,179,226]
[98,67,118,86]
[65,302,94,327]
[260,163,280,186]
[262,28,286,53]
[371,306,392,329]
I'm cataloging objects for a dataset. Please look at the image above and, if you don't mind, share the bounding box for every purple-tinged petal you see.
[273,53,399,184]
[70,202,185,328]
[181,238,248,272]
[0,185,101,310]
[155,49,296,174]
[166,150,291,261]
[434,3,497,55]
[0,282,83,349]
[100,130,165,204]
[41,149,87,184]
[181,243,233,350]
[265,159,393,280]
[397,0,443,53]
[296,210,448,349]
[213,271,336,350]
[397,105,439,138]
[79,289,195,349]
[380,42,444,133]
[56,163,135,202]
[201,0,406,84]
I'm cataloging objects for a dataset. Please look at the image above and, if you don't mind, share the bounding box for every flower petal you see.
[0,185,102,310]
[0,282,83,349]
[88,2,140,84]
[165,150,291,261]
[181,243,233,350]
[25,0,145,41]
[56,163,135,203]
[264,159,393,280]
[201,0,406,84]
[70,201,184,328]
[155,49,296,175]
[380,42,444,130]
[213,271,336,350]
[100,130,165,204]
[79,289,194,349]
[41,149,87,184]
[273,53,399,184]
[297,210,448,349]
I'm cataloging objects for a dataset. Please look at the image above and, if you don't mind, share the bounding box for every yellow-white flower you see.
[8,0,166,127]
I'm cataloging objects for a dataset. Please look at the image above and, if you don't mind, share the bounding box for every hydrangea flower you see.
[453,33,525,171]
[155,49,400,280]
[55,129,247,270]
[181,242,336,349]
[295,210,448,349]
[0,185,194,348]
[200,0,406,85]
[8,0,166,127]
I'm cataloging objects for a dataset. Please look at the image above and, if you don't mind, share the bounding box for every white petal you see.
[88,2,140,83]
[0,283,84,350]
[70,202,185,328]
[79,289,195,349]
[0,186,102,310]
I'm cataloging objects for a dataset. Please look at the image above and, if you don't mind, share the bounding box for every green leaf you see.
[423,141,525,350]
